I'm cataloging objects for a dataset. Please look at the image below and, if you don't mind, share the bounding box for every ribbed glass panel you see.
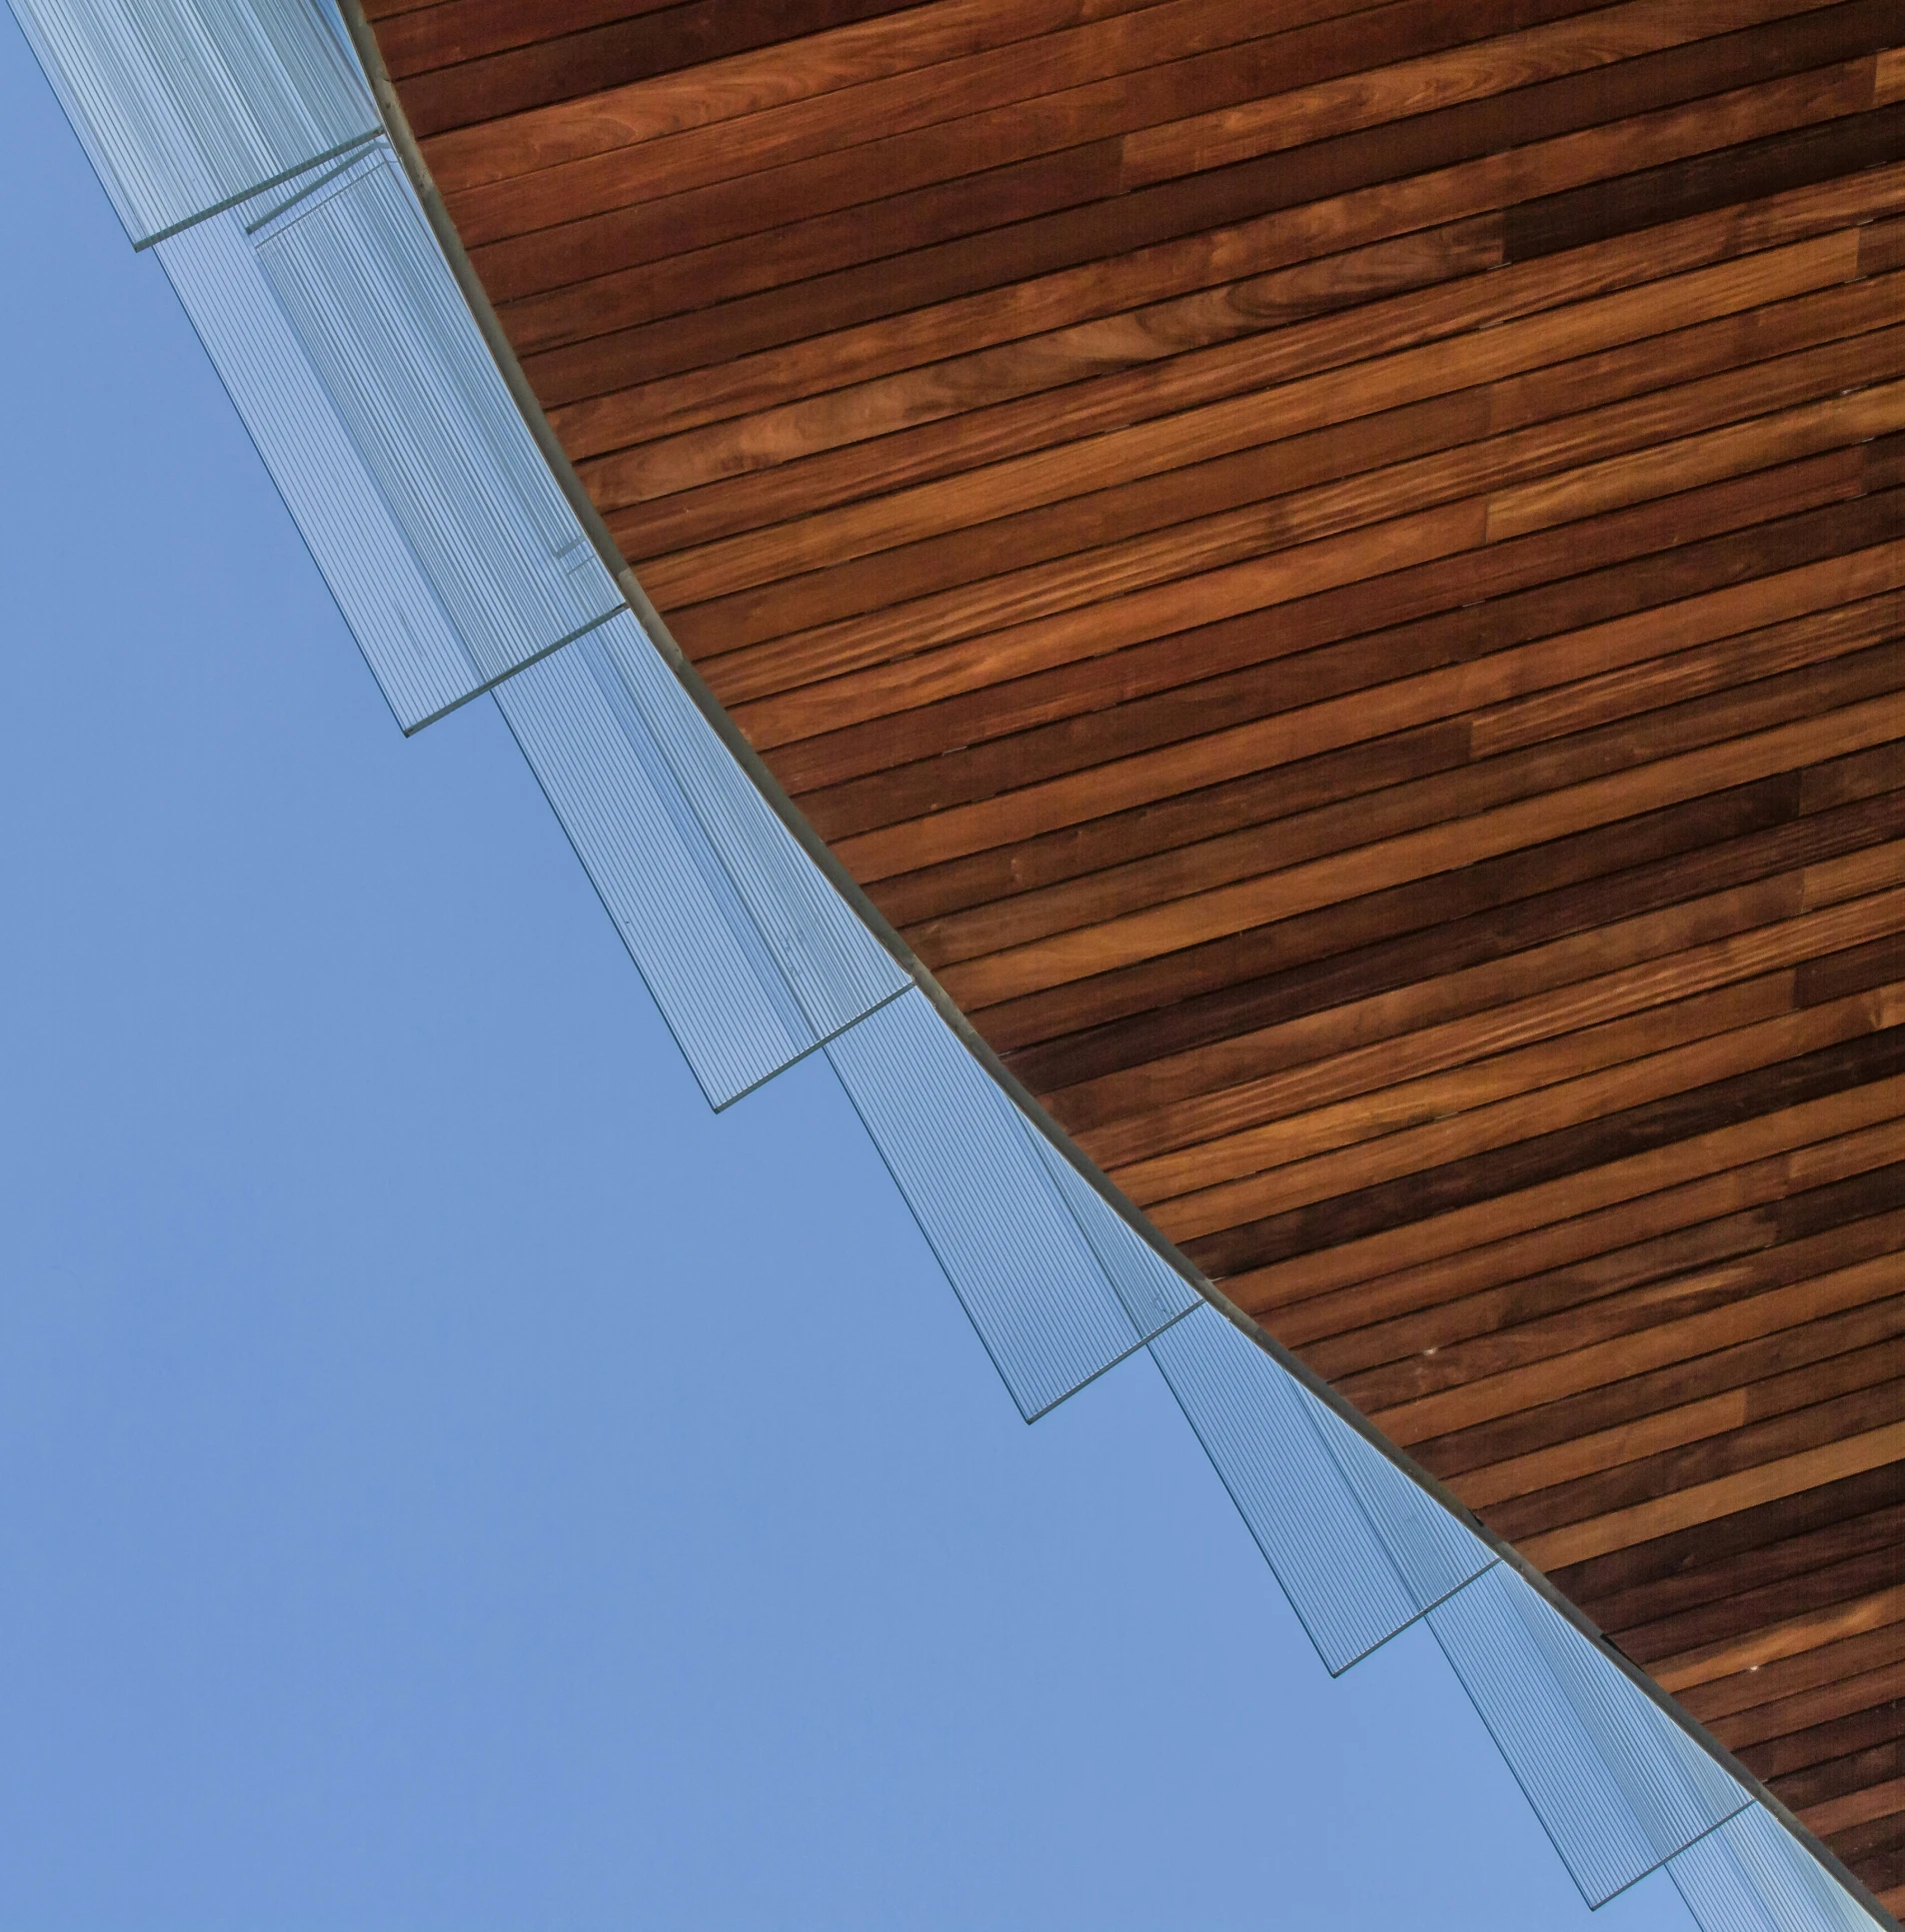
[1149,1304,1493,1672]
[156,145,624,731]
[585,620,908,1045]
[1429,1565,1749,1906]
[249,148,623,712]
[1025,1133,1200,1339]
[7,0,376,244]
[156,182,476,731]
[1302,1391,1496,1616]
[496,620,904,1108]
[827,990,1166,1420]
[1670,1804,1884,1932]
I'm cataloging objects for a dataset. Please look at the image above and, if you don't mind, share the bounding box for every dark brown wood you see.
[374,0,1905,1894]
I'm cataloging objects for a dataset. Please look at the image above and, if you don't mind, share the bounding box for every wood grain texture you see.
[376,0,1905,1895]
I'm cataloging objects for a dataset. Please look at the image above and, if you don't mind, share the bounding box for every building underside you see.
[358,0,1905,1906]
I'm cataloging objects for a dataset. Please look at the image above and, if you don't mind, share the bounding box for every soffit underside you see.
[366,0,1905,1902]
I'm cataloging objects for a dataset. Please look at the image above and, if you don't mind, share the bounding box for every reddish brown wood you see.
[371,0,1905,1895]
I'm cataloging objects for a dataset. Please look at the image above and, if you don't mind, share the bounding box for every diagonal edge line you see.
[133,127,383,249]
[402,601,627,735]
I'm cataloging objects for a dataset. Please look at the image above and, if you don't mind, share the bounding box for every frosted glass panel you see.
[585,619,906,1047]
[158,181,474,730]
[158,146,623,730]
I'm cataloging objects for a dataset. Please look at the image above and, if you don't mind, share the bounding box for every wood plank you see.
[496,50,1881,359]
[1125,0,1849,184]
[886,471,1889,943]
[376,2,679,79]
[518,69,1896,395]
[703,346,1905,731]
[565,158,1905,492]
[1582,1484,1905,1652]
[443,0,1304,232]
[572,218,1504,471]
[1131,976,1902,1233]
[935,684,1905,1010]
[1487,1376,1905,1545]
[1220,1042,1905,1318]
[1745,1696,1905,1781]
[658,258,1888,649]
[1680,1607,1905,1725]
[1272,1118,1905,1353]
[768,477,1874,818]
[759,398,1888,819]
[912,682,1901,1017]
[1319,1153,1905,1390]
[1417,1222,1905,1486]
[1075,853,1905,1176]
[1368,1238,1905,1447]
[1031,788,1823,1110]
[398,1,926,137]
[1502,93,1904,262]
[421,0,1129,191]
[1341,1192,1905,1422]
[1516,1417,1905,1568]
[896,570,1905,961]
[1804,1769,1905,1835]
[1777,1728,1905,1812]
[1821,1809,1905,1883]
[587,48,1861,531]
[465,0,1557,294]
[1713,1656,1905,1752]
[1003,744,1904,1092]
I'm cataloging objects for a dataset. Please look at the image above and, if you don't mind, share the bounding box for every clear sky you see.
[0,16,1709,1929]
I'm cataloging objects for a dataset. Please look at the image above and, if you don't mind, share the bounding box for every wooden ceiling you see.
[365,0,1905,1906]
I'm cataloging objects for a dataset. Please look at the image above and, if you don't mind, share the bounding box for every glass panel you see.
[586,619,907,1047]
[157,145,624,731]
[156,177,477,732]
[8,0,376,244]
[1429,1564,1749,1906]
[827,990,1169,1421]
[1149,1304,1492,1672]
[1026,1130,1200,1339]
[1670,1804,1885,1932]
[495,621,899,1109]
[1302,1388,1495,1619]
[250,149,623,707]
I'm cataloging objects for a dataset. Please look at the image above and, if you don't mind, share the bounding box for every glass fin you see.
[1429,1564,1749,1906]
[1299,1389,1493,1619]
[1670,1804,1886,1932]
[494,620,905,1109]
[1147,1304,1485,1672]
[1025,1132,1200,1340]
[827,990,1155,1420]
[585,619,907,1046]
[156,185,477,731]
[158,145,622,731]
[249,149,622,708]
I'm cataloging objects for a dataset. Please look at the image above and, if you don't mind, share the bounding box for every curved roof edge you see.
[10,0,1892,1917]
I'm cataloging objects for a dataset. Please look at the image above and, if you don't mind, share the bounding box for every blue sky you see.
[0,16,1706,1928]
